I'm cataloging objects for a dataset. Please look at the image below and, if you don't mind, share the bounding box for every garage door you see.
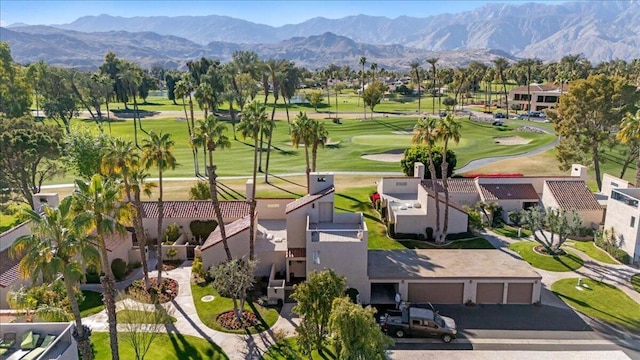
[507,283,533,304]
[476,283,504,304]
[408,283,464,304]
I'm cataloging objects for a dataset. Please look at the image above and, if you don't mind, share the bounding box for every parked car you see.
[493,113,507,119]
[380,304,457,342]
[492,120,504,126]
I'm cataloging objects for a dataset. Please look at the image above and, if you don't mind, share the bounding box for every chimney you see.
[246,179,254,201]
[414,162,425,179]
[571,164,587,180]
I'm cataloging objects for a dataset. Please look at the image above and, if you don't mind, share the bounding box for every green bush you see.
[85,264,101,284]
[425,227,434,241]
[192,257,205,279]
[464,205,483,230]
[111,258,128,281]
[345,288,359,303]
[190,220,218,244]
[595,236,631,264]
[164,222,181,244]
[189,181,210,200]
[446,231,475,240]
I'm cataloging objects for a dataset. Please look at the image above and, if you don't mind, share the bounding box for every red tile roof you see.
[103,232,128,252]
[422,178,477,193]
[545,181,601,211]
[0,248,20,288]
[141,201,250,219]
[285,186,335,214]
[287,247,306,258]
[478,183,539,201]
[201,215,251,250]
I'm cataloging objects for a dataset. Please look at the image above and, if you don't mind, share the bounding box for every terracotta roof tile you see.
[104,232,127,252]
[545,180,601,210]
[422,178,477,193]
[478,183,539,201]
[0,248,20,288]
[201,215,251,250]
[287,247,306,258]
[142,201,250,219]
[285,186,335,214]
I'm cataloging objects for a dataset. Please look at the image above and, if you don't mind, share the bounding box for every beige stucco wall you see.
[106,233,133,267]
[604,199,640,263]
[199,230,250,271]
[256,199,293,220]
[0,221,32,252]
[579,209,604,228]
[256,250,286,277]
[540,182,560,209]
[377,178,421,196]
[286,206,314,248]
[601,174,631,198]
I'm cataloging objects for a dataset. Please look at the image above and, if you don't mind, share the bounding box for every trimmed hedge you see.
[111,258,128,281]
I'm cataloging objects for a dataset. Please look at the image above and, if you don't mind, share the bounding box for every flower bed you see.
[216,310,258,330]
[533,245,568,256]
[127,277,179,304]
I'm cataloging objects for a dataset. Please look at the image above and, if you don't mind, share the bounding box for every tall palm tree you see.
[11,197,98,360]
[238,101,269,260]
[141,131,178,284]
[370,63,378,83]
[410,60,422,114]
[101,138,152,290]
[195,82,214,120]
[436,115,461,242]
[310,119,328,173]
[483,68,496,111]
[118,61,143,147]
[193,115,233,260]
[290,112,313,191]
[492,57,509,117]
[426,58,439,115]
[518,58,539,112]
[72,174,131,360]
[360,56,367,119]
[412,116,441,235]
[618,110,640,186]
[265,59,288,183]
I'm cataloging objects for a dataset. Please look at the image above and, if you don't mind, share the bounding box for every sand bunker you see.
[361,149,405,162]
[391,130,414,135]
[493,136,531,145]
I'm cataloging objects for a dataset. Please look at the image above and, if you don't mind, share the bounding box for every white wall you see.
[0,221,32,252]
[199,230,250,271]
[106,233,133,268]
[604,198,640,263]
[256,199,292,220]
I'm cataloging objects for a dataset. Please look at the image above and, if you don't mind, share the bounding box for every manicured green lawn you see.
[190,281,280,334]
[632,274,640,294]
[91,331,228,360]
[399,237,495,249]
[492,225,531,238]
[117,310,177,323]
[508,241,583,272]
[49,114,556,183]
[262,337,336,360]
[79,291,105,317]
[565,241,617,264]
[552,278,640,332]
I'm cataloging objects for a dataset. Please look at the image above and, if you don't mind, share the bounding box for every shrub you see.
[189,181,210,200]
[508,211,524,226]
[445,231,475,240]
[85,264,101,284]
[464,205,483,230]
[345,288,360,303]
[190,220,218,244]
[111,258,128,281]
[425,227,434,241]
[164,222,181,244]
[595,229,631,264]
[192,257,205,279]
[166,248,178,260]
[417,233,425,241]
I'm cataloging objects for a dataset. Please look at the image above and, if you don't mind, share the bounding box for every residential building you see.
[508,83,567,112]
[601,174,640,264]
[0,322,78,360]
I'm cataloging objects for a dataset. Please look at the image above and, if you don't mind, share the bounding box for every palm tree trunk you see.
[124,177,151,291]
[207,150,232,261]
[311,143,319,172]
[304,143,311,193]
[230,102,238,140]
[636,154,640,187]
[284,97,291,135]
[258,130,264,173]
[64,276,93,360]
[440,142,450,243]
[265,98,278,183]
[502,77,509,117]
[157,167,164,284]
[249,138,259,260]
[98,233,119,360]
[427,154,441,234]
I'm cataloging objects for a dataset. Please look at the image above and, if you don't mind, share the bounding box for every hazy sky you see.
[0,0,568,27]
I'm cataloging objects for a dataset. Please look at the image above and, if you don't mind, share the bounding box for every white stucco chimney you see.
[246,179,254,201]
[414,162,425,179]
[32,193,60,212]
[571,164,588,180]
[309,172,334,195]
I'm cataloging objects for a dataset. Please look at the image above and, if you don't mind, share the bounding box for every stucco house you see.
[601,174,640,264]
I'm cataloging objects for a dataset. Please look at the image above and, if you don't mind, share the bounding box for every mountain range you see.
[2,1,639,70]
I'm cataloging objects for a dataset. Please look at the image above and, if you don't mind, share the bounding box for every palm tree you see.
[436,115,461,242]
[518,58,539,112]
[72,174,131,360]
[412,116,441,236]
[195,82,214,120]
[360,56,367,119]
[370,63,378,83]
[410,60,422,114]
[101,137,152,290]
[11,197,98,360]
[492,57,510,117]
[141,131,178,284]
[310,119,328,173]
[265,59,288,183]
[118,61,143,147]
[193,115,233,260]
[483,68,496,111]
[290,112,313,191]
[238,101,269,260]
[426,58,439,115]
[618,110,640,186]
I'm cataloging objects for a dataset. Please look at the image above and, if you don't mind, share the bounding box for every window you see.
[632,216,636,228]
[317,177,326,182]
[611,182,619,188]
[395,182,407,186]
[267,203,280,208]
[312,251,320,265]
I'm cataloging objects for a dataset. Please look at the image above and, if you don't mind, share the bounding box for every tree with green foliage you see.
[442,97,457,112]
[363,81,388,114]
[524,206,582,255]
[11,197,98,360]
[329,297,393,360]
[290,112,313,191]
[400,146,457,179]
[72,175,131,360]
[63,126,111,180]
[492,57,510,117]
[0,42,32,118]
[617,110,640,186]
[211,258,256,322]
[410,60,422,113]
[189,181,211,200]
[99,51,128,106]
[142,131,178,283]
[360,56,367,119]
[436,115,461,241]
[0,117,64,209]
[193,115,233,261]
[310,119,328,173]
[38,65,79,134]
[412,116,442,234]
[292,269,347,356]
[164,71,179,105]
[548,75,638,190]
[306,91,324,112]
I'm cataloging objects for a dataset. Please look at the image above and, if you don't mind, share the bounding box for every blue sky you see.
[1,0,566,27]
